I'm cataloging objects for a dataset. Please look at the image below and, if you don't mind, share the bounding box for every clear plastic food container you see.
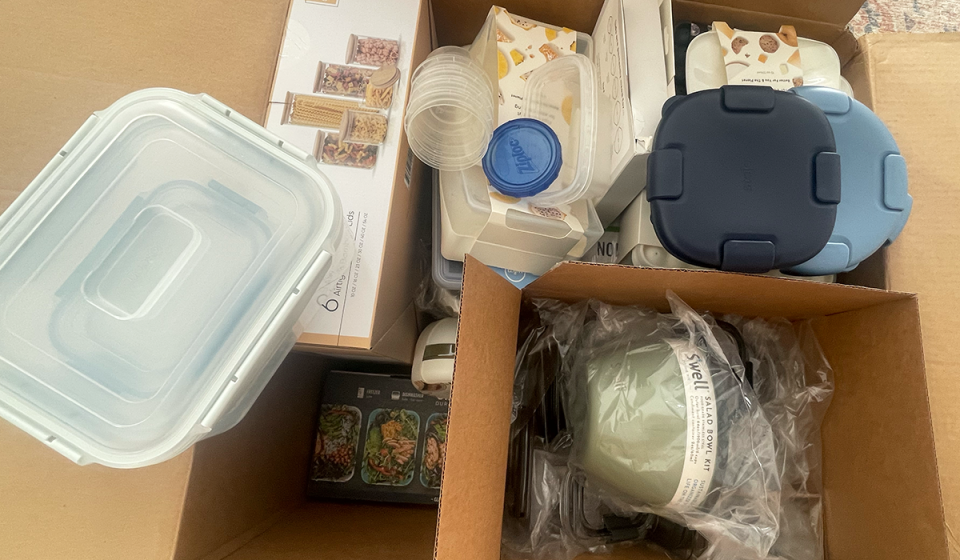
[346,34,400,67]
[438,165,601,275]
[339,110,388,145]
[314,62,373,99]
[685,30,850,95]
[0,88,345,468]
[517,54,600,207]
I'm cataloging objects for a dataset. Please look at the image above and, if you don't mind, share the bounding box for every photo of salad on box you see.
[308,371,448,504]
[421,413,448,489]
[311,404,362,482]
[361,408,421,486]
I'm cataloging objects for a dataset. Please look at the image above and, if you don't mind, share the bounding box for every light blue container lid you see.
[786,87,912,276]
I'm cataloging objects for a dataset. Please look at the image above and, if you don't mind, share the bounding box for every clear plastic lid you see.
[0,89,343,467]
[520,54,599,207]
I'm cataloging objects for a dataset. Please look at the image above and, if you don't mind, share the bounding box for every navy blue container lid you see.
[482,118,562,199]
[647,85,840,273]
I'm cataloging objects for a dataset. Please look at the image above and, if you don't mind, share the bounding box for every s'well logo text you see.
[509,139,538,174]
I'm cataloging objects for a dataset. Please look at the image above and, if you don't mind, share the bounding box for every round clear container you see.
[339,109,388,145]
[518,54,600,207]
[685,30,842,93]
[404,46,496,171]
[0,89,346,468]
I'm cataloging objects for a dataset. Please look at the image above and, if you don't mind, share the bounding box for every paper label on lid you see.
[715,22,804,90]
[666,339,718,508]
[490,6,578,125]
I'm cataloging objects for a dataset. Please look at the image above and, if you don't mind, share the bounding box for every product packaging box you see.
[1,1,960,560]
[308,371,448,505]
[265,0,434,361]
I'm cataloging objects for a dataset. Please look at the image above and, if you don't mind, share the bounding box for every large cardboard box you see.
[0,1,957,560]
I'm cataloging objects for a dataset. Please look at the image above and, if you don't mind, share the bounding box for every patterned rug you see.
[851,0,960,34]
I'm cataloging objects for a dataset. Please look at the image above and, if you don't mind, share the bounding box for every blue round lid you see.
[482,118,562,198]
[784,87,912,276]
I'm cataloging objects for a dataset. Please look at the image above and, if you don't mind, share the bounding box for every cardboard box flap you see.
[525,262,911,319]
[436,257,522,560]
[863,32,960,558]
[813,298,948,560]
[678,0,864,28]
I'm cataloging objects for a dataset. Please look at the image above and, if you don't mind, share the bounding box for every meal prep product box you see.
[308,371,448,505]
[264,0,433,361]
[2,2,960,560]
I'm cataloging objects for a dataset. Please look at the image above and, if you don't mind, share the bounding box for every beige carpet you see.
[851,0,960,35]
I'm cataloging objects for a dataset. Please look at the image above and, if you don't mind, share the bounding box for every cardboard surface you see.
[860,32,960,558]
[173,353,325,560]
[674,0,865,27]
[0,423,192,560]
[525,262,903,318]
[0,0,289,214]
[435,258,522,560]
[221,502,438,560]
[812,299,947,559]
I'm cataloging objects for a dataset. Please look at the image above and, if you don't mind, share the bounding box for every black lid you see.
[647,86,841,273]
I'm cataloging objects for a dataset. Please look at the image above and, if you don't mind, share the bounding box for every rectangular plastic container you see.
[431,170,538,291]
[0,89,345,468]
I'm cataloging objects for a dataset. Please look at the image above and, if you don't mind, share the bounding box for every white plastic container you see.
[438,166,601,275]
[619,193,834,283]
[0,89,345,468]
[685,30,853,96]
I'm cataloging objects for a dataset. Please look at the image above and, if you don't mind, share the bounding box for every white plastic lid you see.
[0,89,343,468]
[520,54,599,207]
[685,31,842,94]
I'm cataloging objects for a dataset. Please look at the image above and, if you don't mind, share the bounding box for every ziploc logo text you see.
[509,139,538,174]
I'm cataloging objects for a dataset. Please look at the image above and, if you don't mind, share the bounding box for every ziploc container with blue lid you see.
[502,53,601,207]
[0,89,345,468]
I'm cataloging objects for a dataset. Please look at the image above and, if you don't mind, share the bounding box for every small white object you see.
[412,318,460,397]
[618,192,835,283]
[520,54,606,207]
[0,89,345,468]
[685,30,843,94]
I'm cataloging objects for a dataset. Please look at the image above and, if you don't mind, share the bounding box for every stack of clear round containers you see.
[404,46,496,171]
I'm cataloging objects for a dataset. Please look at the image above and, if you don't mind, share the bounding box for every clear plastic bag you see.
[721,317,834,560]
[533,294,781,559]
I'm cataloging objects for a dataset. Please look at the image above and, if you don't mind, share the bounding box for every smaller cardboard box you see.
[308,371,448,505]
[266,0,435,362]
